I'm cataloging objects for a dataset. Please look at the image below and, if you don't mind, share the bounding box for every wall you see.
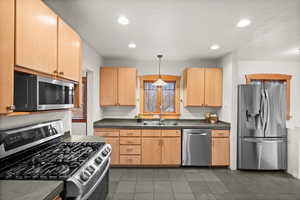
[237,60,300,178]
[102,57,220,119]
[0,110,71,132]
[71,41,103,136]
[218,52,238,170]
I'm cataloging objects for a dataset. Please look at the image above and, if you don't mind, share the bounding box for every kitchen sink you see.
[142,121,178,126]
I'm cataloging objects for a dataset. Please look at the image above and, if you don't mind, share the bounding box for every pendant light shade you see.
[153,54,167,87]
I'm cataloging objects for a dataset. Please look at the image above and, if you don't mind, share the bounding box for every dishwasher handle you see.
[187,133,209,136]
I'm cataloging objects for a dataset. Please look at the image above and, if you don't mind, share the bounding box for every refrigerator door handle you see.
[261,89,268,133]
[265,89,270,134]
[243,138,286,143]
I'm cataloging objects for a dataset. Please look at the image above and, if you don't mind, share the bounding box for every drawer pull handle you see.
[127,148,133,152]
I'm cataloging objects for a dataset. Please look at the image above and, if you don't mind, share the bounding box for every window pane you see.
[144,82,157,112]
[162,82,176,112]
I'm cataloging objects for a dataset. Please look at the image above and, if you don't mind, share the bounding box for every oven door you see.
[37,76,74,110]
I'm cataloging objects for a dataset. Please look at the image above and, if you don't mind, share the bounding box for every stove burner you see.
[0,142,104,180]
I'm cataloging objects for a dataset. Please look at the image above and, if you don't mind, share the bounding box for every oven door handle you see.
[79,158,111,200]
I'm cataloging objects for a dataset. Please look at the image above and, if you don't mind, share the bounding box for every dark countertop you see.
[93,119,230,130]
[0,180,63,200]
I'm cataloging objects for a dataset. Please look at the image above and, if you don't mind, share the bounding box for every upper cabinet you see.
[58,18,82,82]
[0,0,15,114]
[16,0,58,75]
[118,68,137,106]
[100,67,137,106]
[100,67,118,106]
[184,68,223,107]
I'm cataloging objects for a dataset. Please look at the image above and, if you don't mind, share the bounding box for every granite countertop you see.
[0,180,63,200]
[94,119,230,130]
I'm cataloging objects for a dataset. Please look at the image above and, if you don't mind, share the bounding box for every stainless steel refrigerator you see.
[238,82,287,170]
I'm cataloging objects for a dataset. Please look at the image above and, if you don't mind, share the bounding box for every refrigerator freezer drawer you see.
[238,138,287,170]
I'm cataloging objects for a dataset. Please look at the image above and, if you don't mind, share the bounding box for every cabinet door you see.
[141,138,161,165]
[0,0,14,114]
[184,68,205,106]
[100,67,118,106]
[105,137,120,165]
[204,68,222,106]
[58,18,81,82]
[161,137,181,165]
[118,68,137,106]
[212,137,229,166]
[16,0,57,74]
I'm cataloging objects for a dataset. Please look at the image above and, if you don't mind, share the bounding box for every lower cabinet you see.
[141,137,162,165]
[161,137,181,165]
[94,128,181,166]
[211,130,230,166]
[105,137,120,165]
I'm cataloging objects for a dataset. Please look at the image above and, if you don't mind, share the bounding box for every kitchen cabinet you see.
[100,67,118,106]
[118,68,137,106]
[16,0,58,75]
[94,128,181,166]
[105,137,120,165]
[211,130,230,166]
[161,137,181,165]
[100,67,137,106]
[94,128,120,165]
[0,0,14,114]
[184,68,205,106]
[141,137,162,165]
[184,68,222,107]
[205,68,222,106]
[58,18,82,82]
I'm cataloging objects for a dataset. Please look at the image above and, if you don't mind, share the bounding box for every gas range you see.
[0,120,111,200]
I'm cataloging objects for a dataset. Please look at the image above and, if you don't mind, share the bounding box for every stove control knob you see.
[95,157,103,165]
[80,171,90,182]
[86,166,95,174]
[102,151,108,157]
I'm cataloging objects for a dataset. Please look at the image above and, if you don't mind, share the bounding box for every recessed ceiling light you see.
[117,16,129,25]
[210,44,220,50]
[237,19,251,28]
[128,43,136,48]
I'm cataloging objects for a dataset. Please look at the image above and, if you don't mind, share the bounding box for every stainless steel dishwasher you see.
[182,129,211,166]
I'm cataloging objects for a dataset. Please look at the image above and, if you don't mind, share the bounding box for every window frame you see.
[245,73,292,120]
[140,75,181,119]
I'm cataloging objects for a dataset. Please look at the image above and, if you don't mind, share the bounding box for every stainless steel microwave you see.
[14,71,75,111]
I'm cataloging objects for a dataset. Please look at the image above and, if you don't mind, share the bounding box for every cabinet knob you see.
[59,72,64,75]
[6,105,15,111]
[53,70,58,74]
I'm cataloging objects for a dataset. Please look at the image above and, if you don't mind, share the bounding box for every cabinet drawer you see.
[161,129,181,137]
[142,129,161,137]
[120,137,141,145]
[120,145,141,155]
[120,155,141,165]
[120,129,141,137]
[212,130,230,138]
[94,131,119,137]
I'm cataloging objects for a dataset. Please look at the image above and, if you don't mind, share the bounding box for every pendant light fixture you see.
[153,54,167,87]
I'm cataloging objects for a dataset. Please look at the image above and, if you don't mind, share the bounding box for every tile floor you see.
[106,168,300,200]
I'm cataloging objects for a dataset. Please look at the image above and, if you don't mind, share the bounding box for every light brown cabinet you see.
[16,0,58,75]
[211,130,230,166]
[58,18,82,82]
[94,128,181,166]
[100,67,137,106]
[161,137,181,165]
[184,68,222,107]
[141,137,162,165]
[94,128,120,165]
[0,0,14,114]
